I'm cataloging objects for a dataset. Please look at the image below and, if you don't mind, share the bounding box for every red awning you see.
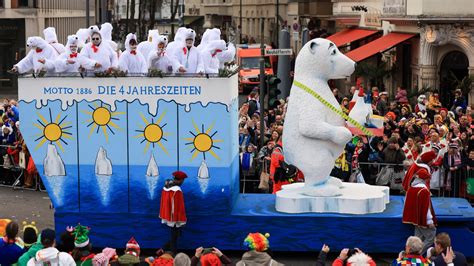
[345,32,416,62]
[326,28,378,47]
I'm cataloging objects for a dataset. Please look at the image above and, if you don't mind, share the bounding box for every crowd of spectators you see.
[0,98,39,189]
[0,220,468,265]
[239,86,474,201]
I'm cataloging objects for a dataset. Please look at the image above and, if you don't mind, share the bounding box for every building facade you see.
[329,0,474,104]
[383,0,474,104]
[195,0,333,51]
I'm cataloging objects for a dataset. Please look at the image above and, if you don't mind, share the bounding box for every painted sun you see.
[184,120,223,161]
[34,109,73,152]
[134,111,171,154]
[82,102,124,142]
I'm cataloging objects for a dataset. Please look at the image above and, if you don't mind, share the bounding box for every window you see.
[241,57,271,69]
[19,0,28,7]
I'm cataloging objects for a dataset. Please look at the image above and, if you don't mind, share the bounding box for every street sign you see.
[265,49,293,56]
[292,31,299,41]
[292,23,299,32]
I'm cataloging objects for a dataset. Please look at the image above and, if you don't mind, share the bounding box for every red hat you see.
[200,253,222,266]
[172,171,188,180]
[126,237,140,252]
[440,108,448,113]
[420,150,437,164]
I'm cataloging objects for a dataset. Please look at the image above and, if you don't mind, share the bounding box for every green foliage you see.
[148,68,164,78]
[354,61,395,88]
[406,86,437,106]
[218,67,239,77]
[449,71,473,96]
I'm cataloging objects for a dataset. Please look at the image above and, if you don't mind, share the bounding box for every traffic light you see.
[267,75,281,108]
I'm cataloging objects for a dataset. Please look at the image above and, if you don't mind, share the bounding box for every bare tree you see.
[139,0,148,40]
[126,0,130,33]
[170,0,180,39]
[130,0,136,32]
[149,0,157,31]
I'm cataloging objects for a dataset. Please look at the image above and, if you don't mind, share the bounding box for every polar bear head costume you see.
[197,28,221,51]
[174,27,189,43]
[282,38,356,197]
[124,33,138,51]
[156,35,168,47]
[183,29,196,45]
[206,40,226,54]
[89,25,100,36]
[295,38,355,80]
[100,23,113,41]
[27,36,49,50]
[147,29,160,43]
[76,28,90,49]
[43,27,58,43]
[66,35,80,53]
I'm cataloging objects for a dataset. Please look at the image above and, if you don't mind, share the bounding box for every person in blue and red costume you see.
[402,150,438,256]
[159,171,188,255]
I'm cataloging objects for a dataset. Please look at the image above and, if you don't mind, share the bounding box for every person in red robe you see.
[159,171,188,255]
[402,150,438,255]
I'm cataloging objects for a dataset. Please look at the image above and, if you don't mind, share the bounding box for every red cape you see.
[402,186,437,227]
[159,186,187,227]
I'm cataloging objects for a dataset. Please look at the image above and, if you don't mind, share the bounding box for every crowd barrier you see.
[241,158,474,204]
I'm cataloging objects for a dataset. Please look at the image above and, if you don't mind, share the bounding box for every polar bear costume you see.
[147,35,178,73]
[196,28,235,68]
[217,42,236,68]
[100,22,121,59]
[199,40,226,74]
[54,35,96,74]
[76,28,90,49]
[172,29,204,73]
[196,28,221,52]
[80,27,118,72]
[14,36,57,74]
[138,29,160,61]
[166,27,189,56]
[43,27,66,55]
[282,38,355,196]
[118,33,148,74]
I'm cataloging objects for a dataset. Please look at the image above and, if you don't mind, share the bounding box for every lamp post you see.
[275,0,279,45]
[239,0,242,43]
[86,0,90,27]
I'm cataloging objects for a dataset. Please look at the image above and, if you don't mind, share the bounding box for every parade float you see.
[18,40,474,257]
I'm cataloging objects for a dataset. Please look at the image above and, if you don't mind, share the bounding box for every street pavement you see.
[0,186,54,230]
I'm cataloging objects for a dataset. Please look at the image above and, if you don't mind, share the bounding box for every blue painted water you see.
[38,165,232,215]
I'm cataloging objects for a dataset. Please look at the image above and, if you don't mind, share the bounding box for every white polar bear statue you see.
[282,38,355,197]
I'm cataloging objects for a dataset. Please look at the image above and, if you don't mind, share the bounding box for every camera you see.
[202,248,213,255]
[347,248,358,259]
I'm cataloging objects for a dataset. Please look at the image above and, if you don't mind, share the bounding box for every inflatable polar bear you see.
[282,38,355,197]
